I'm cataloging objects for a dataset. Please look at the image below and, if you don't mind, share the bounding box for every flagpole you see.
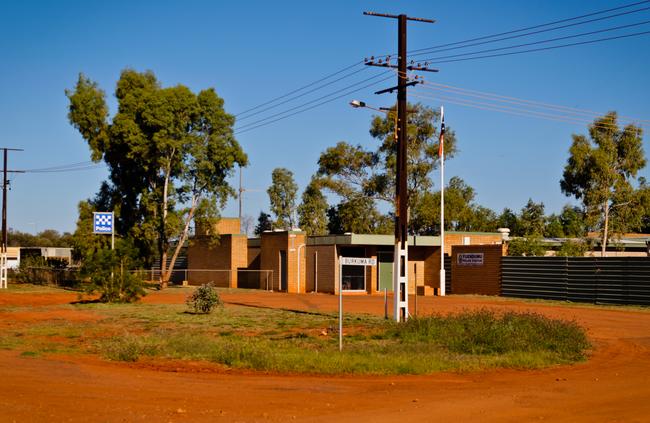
[439,106,446,296]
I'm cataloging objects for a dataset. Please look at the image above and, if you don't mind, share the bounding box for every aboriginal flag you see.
[438,113,445,158]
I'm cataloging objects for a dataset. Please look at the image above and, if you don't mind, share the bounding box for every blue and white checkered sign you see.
[93,212,114,234]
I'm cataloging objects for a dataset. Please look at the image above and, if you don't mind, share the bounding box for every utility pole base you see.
[393,242,409,321]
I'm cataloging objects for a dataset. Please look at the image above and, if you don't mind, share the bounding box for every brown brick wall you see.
[451,245,504,295]
[305,245,337,294]
[187,235,232,287]
[424,247,442,292]
[260,231,306,293]
[187,234,248,288]
[195,218,241,236]
[230,235,248,288]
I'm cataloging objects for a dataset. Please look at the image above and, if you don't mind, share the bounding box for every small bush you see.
[80,240,145,303]
[186,283,222,314]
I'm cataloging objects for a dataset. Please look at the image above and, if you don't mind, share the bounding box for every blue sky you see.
[0,0,648,234]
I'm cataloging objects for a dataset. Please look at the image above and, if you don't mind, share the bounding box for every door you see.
[378,251,393,292]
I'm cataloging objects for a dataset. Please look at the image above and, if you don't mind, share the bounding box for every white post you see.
[0,252,7,289]
[439,106,446,296]
[111,211,115,250]
[393,242,409,321]
[338,255,343,351]
[297,244,305,294]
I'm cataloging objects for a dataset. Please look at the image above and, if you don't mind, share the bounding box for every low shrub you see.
[186,283,222,314]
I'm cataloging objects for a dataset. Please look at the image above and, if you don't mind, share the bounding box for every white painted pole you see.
[439,106,446,296]
[111,211,115,251]
[297,244,305,293]
[338,256,343,351]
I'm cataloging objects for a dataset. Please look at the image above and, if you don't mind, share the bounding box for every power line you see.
[234,71,393,133]
[423,29,650,64]
[419,81,650,124]
[236,66,369,122]
[234,61,364,118]
[23,161,103,173]
[235,73,394,135]
[374,0,650,58]
[410,89,644,129]
[417,20,650,63]
[407,5,650,58]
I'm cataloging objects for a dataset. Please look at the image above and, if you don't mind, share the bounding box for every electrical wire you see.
[235,61,365,118]
[23,161,103,173]
[407,5,650,59]
[235,73,394,135]
[236,66,369,122]
[373,0,650,58]
[419,81,650,124]
[409,89,644,130]
[417,20,650,63]
[423,29,650,64]
[234,71,393,132]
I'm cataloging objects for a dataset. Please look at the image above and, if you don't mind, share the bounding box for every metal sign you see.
[340,257,377,266]
[93,212,114,234]
[457,253,484,266]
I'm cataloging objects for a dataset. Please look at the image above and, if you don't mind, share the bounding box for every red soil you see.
[1,289,649,422]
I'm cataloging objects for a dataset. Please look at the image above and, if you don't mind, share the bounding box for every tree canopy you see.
[267,168,298,230]
[67,69,246,284]
[560,112,645,255]
[297,178,328,235]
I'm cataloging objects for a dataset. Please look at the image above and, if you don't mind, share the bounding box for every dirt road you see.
[1,290,649,422]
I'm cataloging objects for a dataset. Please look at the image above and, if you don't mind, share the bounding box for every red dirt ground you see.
[1,289,649,422]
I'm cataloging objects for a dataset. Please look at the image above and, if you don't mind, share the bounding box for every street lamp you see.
[349,100,397,142]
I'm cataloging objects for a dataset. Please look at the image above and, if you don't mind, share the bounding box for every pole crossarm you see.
[363,11,435,23]
[374,80,422,95]
[365,62,439,73]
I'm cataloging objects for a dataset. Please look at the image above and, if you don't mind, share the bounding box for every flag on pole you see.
[438,110,445,158]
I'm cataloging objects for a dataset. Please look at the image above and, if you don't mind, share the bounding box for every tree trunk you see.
[165,196,198,286]
[159,163,172,289]
[602,201,610,257]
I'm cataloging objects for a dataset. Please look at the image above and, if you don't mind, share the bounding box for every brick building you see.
[187,217,504,296]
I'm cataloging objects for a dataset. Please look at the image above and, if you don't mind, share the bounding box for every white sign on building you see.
[340,257,377,266]
[457,253,484,266]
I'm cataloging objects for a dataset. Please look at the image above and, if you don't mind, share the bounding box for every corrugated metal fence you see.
[502,257,650,306]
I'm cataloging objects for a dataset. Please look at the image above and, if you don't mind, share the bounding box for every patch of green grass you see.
[389,309,590,362]
[1,290,592,374]
[95,307,590,374]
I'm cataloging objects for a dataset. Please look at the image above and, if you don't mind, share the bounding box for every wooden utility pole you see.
[364,12,436,321]
[0,147,24,289]
[0,148,24,252]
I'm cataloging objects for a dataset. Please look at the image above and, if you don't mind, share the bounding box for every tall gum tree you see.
[267,168,298,230]
[560,112,645,256]
[67,70,247,286]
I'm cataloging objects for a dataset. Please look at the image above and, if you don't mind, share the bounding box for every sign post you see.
[338,256,377,351]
